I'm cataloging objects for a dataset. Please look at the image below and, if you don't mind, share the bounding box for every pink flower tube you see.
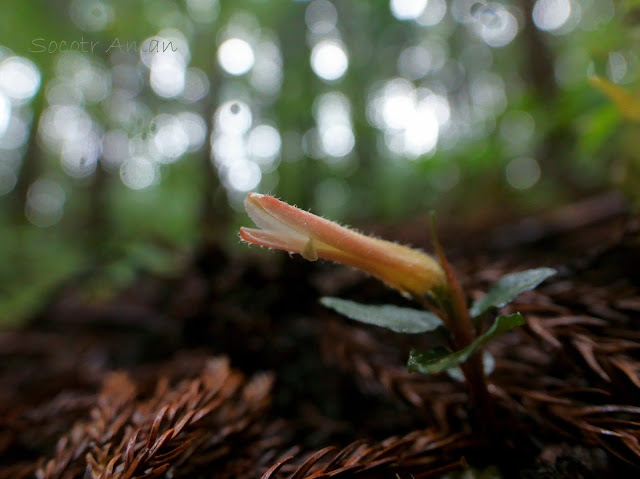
[240,193,447,298]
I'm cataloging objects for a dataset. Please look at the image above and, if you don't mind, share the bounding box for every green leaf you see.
[590,76,640,121]
[469,267,557,318]
[320,297,443,334]
[408,313,524,374]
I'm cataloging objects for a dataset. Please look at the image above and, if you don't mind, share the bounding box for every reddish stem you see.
[429,217,493,429]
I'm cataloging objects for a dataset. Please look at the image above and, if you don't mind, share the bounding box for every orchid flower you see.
[239,193,447,298]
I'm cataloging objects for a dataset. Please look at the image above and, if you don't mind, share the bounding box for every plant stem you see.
[442,289,494,432]
[429,216,494,429]
[459,351,493,431]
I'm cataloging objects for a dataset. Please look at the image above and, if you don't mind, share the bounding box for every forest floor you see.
[1,192,639,478]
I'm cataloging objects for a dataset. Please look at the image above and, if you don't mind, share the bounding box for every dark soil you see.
[1,193,639,478]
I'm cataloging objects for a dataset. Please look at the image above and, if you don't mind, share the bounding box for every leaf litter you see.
[0,204,639,477]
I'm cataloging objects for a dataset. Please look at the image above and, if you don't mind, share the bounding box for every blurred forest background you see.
[0,0,638,324]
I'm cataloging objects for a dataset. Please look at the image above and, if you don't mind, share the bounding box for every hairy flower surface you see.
[240,193,447,297]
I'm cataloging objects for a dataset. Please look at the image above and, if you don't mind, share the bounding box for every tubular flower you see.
[239,193,447,298]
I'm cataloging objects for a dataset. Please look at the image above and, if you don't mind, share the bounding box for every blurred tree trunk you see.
[520,0,582,195]
[9,97,43,225]
[199,71,222,240]
[87,162,109,262]
[521,0,557,102]
[197,37,231,241]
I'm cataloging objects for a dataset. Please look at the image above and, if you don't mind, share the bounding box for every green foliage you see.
[320,297,443,334]
[590,76,640,122]
[407,313,524,375]
[577,105,620,156]
[0,224,84,327]
[323,266,554,378]
[1,0,635,328]
[469,268,557,318]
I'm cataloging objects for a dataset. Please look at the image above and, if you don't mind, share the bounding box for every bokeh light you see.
[120,156,157,190]
[248,124,281,168]
[216,101,252,136]
[250,38,283,96]
[210,95,282,195]
[505,157,541,190]
[472,3,520,48]
[186,0,220,24]
[0,112,29,150]
[142,30,191,99]
[532,0,572,32]
[500,110,535,155]
[39,105,94,150]
[212,133,246,167]
[182,68,210,103]
[607,51,628,84]
[111,63,144,97]
[25,179,66,227]
[311,40,348,81]
[416,0,447,26]
[580,0,614,31]
[306,0,338,34]
[0,91,10,136]
[226,160,261,192]
[218,38,255,76]
[313,92,355,160]
[368,78,446,159]
[151,114,189,163]
[470,72,507,118]
[178,112,207,152]
[101,129,130,170]
[390,0,428,21]
[55,53,111,104]
[321,124,355,158]
[397,40,447,80]
[0,57,41,104]
[0,162,17,195]
[69,0,115,31]
[150,56,186,98]
[46,78,84,106]
[60,135,100,178]
[104,91,152,129]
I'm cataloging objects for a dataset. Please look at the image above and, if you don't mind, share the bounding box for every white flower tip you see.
[244,192,264,210]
